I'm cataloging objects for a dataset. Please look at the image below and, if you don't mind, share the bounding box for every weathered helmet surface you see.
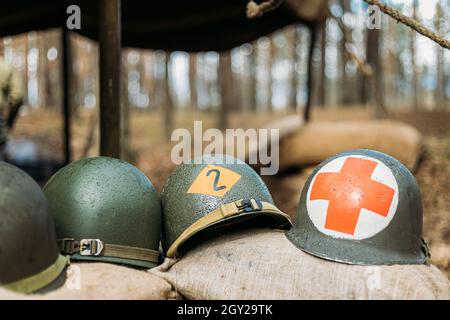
[43,157,162,269]
[161,154,292,258]
[0,161,68,294]
[286,149,429,265]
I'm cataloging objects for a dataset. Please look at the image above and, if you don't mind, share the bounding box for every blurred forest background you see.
[0,0,449,273]
[2,0,448,127]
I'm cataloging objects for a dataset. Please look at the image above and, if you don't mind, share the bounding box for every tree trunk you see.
[38,32,48,109]
[23,35,29,107]
[164,52,173,140]
[289,26,300,110]
[268,36,275,112]
[304,24,319,122]
[249,44,257,112]
[142,52,155,109]
[61,30,73,164]
[138,51,146,107]
[366,24,386,117]
[218,51,233,130]
[340,0,351,106]
[231,55,241,112]
[340,37,351,105]
[411,0,419,110]
[48,30,61,110]
[45,33,55,110]
[434,2,445,110]
[357,63,366,105]
[121,53,131,160]
[317,24,326,107]
[189,53,197,110]
[362,34,372,105]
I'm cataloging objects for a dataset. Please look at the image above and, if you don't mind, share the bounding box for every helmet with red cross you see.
[286,149,429,265]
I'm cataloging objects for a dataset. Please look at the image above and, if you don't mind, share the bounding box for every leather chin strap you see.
[57,238,160,264]
[166,199,292,258]
[4,254,69,294]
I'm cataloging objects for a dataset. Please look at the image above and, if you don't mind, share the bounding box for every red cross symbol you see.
[310,157,395,235]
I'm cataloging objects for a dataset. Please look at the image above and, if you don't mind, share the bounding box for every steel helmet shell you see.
[286,149,429,265]
[43,157,162,269]
[161,154,292,258]
[0,161,68,294]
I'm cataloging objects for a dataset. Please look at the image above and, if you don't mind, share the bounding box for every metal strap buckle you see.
[79,239,105,256]
[237,199,262,213]
[58,238,81,255]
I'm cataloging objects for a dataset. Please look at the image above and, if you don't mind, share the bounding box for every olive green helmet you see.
[43,157,162,269]
[0,161,69,294]
[161,154,292,258]
[286,149,429,265]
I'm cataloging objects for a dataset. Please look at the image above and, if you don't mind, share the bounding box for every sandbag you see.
[246,115,303,167]
[279,120,423,171]
[150,229,449,300]
[0,287,30,300]
[1,263,178,300]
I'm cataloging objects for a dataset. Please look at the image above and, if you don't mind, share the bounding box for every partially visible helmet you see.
[0,161,68,294]
[43,157,162,269]
[161,154,292,258]
[287,149,429,265]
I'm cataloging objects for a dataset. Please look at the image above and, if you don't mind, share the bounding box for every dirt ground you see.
[9,107,450,276]
[391,111,450,276]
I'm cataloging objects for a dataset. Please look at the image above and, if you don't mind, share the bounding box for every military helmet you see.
[0,161,69,294]
[161,154,292,258]
[43,157,162,269]
[286,149,429,265]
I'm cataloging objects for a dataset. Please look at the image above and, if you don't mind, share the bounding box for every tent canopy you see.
[0,0,326,51]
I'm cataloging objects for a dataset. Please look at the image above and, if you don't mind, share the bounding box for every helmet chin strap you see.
[166,199,292,258]
[57,238,160,264]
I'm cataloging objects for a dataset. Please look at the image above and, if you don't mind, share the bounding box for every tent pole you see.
[99,0,122,158]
